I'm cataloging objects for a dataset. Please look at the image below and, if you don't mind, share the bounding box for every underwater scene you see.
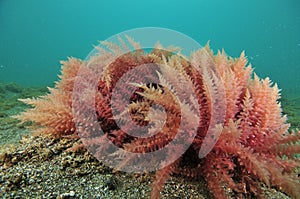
[1,0,300,198]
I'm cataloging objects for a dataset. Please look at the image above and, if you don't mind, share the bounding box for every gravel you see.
[0,135,292,199]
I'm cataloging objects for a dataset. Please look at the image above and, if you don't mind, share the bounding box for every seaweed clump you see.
[16,38,300,198]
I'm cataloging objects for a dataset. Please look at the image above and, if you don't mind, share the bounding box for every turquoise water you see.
[0,0,299,91]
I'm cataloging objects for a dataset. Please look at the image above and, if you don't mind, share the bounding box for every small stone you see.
[69,191,75,197]
[0,152,7,162]
[57,190,76,199]
[11,156,18,164]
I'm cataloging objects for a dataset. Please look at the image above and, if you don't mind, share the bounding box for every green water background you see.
[0,0,299,93]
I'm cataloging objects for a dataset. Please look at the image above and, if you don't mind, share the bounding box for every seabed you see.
[0,82,299,198]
